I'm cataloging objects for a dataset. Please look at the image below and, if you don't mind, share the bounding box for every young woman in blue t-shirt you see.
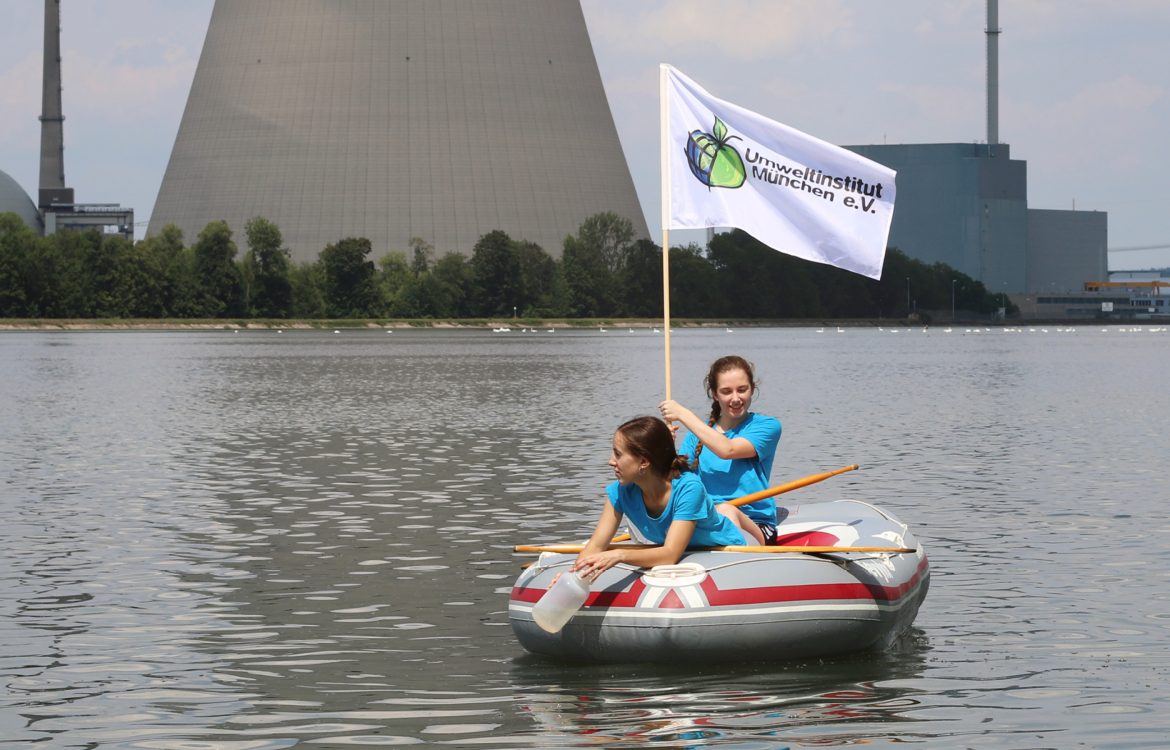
[659,355,781,545]
[571,416,758,579]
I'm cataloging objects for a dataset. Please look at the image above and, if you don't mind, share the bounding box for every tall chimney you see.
[985,0,1000,149]
[39,0,71,208]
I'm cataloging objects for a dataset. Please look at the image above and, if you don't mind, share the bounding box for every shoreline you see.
[0,317,1141,331]
[0,318,832,331]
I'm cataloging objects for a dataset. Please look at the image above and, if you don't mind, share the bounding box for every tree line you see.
[0,210,1009,321]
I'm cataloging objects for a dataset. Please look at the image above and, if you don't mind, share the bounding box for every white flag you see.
[663,65,895,280]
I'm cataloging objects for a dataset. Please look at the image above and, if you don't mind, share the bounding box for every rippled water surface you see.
[2,325,1168,748]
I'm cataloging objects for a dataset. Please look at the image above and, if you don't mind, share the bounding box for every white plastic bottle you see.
[531,570,591,633]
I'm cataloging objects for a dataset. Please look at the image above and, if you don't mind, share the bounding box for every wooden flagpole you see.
[660,64,673,400]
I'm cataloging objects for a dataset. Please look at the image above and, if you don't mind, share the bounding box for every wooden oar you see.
[513,543,914,555]
[711,545,914,554]
[608,463,860,543]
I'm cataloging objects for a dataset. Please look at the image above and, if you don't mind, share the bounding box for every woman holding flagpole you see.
[656,66,887,543]
[659,355,780,546]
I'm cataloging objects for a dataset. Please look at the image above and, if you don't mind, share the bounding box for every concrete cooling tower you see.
[148,0,648,263]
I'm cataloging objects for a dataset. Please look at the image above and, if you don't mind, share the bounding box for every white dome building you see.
[0,170,43,233]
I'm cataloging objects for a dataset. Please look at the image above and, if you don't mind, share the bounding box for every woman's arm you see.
[659,399,758,460]
[573,519,696,576]
[576,502,622,561]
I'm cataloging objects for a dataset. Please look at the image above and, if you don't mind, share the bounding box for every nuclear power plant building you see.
[149,0,648,263]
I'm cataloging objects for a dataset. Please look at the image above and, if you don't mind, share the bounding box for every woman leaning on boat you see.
[572,416,760,579]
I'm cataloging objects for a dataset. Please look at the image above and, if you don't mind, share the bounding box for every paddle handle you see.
[609,463,860,543]
[727,463,860,509]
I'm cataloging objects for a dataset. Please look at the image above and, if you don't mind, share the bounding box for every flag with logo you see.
[662,65,895,280]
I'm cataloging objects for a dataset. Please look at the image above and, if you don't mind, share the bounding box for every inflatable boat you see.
[509,499,928,662]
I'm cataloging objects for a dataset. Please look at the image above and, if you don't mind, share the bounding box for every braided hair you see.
[690,355,759,470]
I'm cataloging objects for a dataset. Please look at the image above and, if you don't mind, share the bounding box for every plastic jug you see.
[531,570,591,633]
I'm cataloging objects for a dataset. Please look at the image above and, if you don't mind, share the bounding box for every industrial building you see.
[844,142,1107,297]
[844,1,1107,303]
[148,0,647,264]
[0,1,134,241]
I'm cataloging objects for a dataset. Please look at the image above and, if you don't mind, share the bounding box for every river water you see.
[1,324,1167,749]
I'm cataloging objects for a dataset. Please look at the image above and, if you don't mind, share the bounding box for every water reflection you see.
[1,328,1169,746]
[510,635,929,747]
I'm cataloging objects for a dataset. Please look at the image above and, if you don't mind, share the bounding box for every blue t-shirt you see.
[680,412,782,524]
[606,472,746,548]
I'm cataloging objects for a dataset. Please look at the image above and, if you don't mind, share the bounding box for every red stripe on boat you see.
[587,577,646,607]
[512,557,927,609]
[510,578,647,606]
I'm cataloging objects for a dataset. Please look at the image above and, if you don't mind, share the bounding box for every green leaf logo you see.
[685,117,746,189]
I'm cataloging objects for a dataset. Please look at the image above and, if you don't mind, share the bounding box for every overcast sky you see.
[1,1,1168,270]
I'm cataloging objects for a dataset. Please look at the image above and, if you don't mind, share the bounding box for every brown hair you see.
[616,416,690,478]
[691,355,759,469]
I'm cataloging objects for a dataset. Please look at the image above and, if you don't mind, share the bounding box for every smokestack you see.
[39,0,71,208]
[985,0,1000,149]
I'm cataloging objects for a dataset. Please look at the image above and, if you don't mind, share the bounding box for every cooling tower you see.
[149,0,647,263]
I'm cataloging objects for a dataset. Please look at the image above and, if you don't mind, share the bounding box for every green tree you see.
[410,236,432,276]
[562,235,612,317]
[430,252,472,317]
[191,221,245,317]
[243,217,293,317]
[706,230,826,317]
[117,238,172,317]
[470,229,521,316]
[289,261,326,317]
[398,273,451,317]
[138,224,190,317]
[86,233,132,317]
[74,230,172,319]
[0,213,40,316]
[514,240,557,315]
[668,243,722,318]
[39,230,95,317]
[378,251,413,315]
[618,238,663,317]
[707,231,768,317]
[320,236,381,317]
[560,212,639,317]
[577,212,636,277]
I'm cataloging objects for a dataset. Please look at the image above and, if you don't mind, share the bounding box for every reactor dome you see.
[0,169,43,233]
